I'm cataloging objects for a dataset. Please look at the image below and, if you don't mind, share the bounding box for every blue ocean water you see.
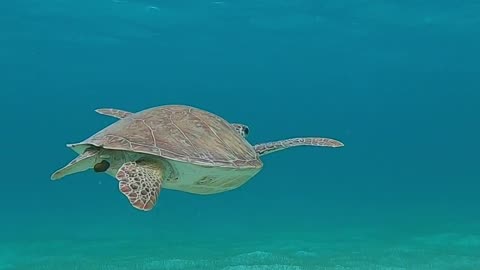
[1,1,480,269]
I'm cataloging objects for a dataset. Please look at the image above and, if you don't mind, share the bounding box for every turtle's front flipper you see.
[95,108,133,119]
[254,137,344,156]
[115,159,164,211]
[51,148,100,180]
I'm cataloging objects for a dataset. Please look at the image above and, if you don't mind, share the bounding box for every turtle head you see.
[231,123,249,138]
[51,146,126,180]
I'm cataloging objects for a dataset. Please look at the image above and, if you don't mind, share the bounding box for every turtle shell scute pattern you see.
[81,105,262,168]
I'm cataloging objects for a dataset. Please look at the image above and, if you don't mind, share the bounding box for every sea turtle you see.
[51,105,344,211]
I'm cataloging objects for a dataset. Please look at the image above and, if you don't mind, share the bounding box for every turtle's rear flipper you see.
[95,108,132,119]
[51,148,100,180]
[115,159,164,211]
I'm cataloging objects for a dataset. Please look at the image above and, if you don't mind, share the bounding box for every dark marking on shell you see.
[94,160,110,172]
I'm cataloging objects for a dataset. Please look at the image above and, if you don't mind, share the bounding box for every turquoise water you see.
[2,1,480,269]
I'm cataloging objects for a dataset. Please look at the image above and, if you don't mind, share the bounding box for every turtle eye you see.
[244,127,249,136]
[94,160,110,172]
